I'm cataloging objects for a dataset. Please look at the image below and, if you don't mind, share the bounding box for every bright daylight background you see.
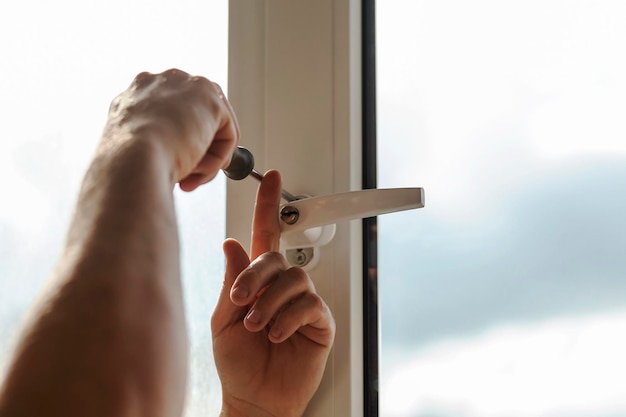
[378,1,626,417]
[0,1,228,416]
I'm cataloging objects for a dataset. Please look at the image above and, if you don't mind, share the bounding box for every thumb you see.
[211,238,250,334]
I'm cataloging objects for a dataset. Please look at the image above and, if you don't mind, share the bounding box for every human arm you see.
[212,170,336,417]
[0,69,239,417]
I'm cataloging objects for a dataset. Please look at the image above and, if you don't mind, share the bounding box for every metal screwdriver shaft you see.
[223,146,298,202]
[249,169,298,202]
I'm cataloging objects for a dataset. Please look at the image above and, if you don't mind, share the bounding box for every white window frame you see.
[227,1,365,416]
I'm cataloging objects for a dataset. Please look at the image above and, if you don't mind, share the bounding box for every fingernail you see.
[231,286,248,301]
[246,309,261,324]
[270,327,283,340]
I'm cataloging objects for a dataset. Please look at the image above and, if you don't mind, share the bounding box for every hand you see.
[104,69,239,190]
[211,170,336,417]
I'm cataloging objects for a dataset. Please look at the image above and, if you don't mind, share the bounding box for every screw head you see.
[294,250,308,265]
[286,248,313,268]
[280,205,300,225]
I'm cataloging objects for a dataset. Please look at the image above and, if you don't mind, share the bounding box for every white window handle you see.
[224,147,425,268]
[278,188,424,269]
[280,187,423,242]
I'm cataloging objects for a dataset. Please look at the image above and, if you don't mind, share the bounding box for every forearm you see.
[0,137,187,417]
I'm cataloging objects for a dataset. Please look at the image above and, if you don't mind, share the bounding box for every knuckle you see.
[285,266,311,288]
[190,74,212,87]
[260,251,288,267]
[202,82,228,108]
[211,81,225,94]
[129,72,156,92]
[108,95,122,113]
[133,71,154,85]
[191,75,215,92]
[306,292,325,311]
[238,266,260,285]
[162,68,189,78]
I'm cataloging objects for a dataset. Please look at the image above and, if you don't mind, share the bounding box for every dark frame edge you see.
[362,0,378,416]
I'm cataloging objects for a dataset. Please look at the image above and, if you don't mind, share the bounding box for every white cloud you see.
[381,311,626,417]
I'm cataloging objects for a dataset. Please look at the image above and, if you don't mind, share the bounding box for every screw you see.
[286,248,313,268]
[280,206,300,225]
[294,249,308,266]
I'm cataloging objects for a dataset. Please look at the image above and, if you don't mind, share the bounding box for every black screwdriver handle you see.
[222,146,297,202]
[223,146,255,180]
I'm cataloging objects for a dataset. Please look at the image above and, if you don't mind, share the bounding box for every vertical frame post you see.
[227,1,364,416]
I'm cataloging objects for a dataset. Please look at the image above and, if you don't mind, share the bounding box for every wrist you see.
[98,124,178,187]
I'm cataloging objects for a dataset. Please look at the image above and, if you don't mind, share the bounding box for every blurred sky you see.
[377,1,626,416]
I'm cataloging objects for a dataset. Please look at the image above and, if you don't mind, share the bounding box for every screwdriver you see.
[223,146,298,202]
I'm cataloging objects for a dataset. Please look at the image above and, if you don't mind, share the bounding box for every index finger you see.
[251,170,283,259]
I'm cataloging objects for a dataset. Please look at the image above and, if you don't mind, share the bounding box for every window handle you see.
[277,188,423,269]
[279,187,424,233]
[224,147,425,269]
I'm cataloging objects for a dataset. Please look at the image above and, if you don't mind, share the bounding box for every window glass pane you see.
[377,1,626,416]
[0,2,227,416]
